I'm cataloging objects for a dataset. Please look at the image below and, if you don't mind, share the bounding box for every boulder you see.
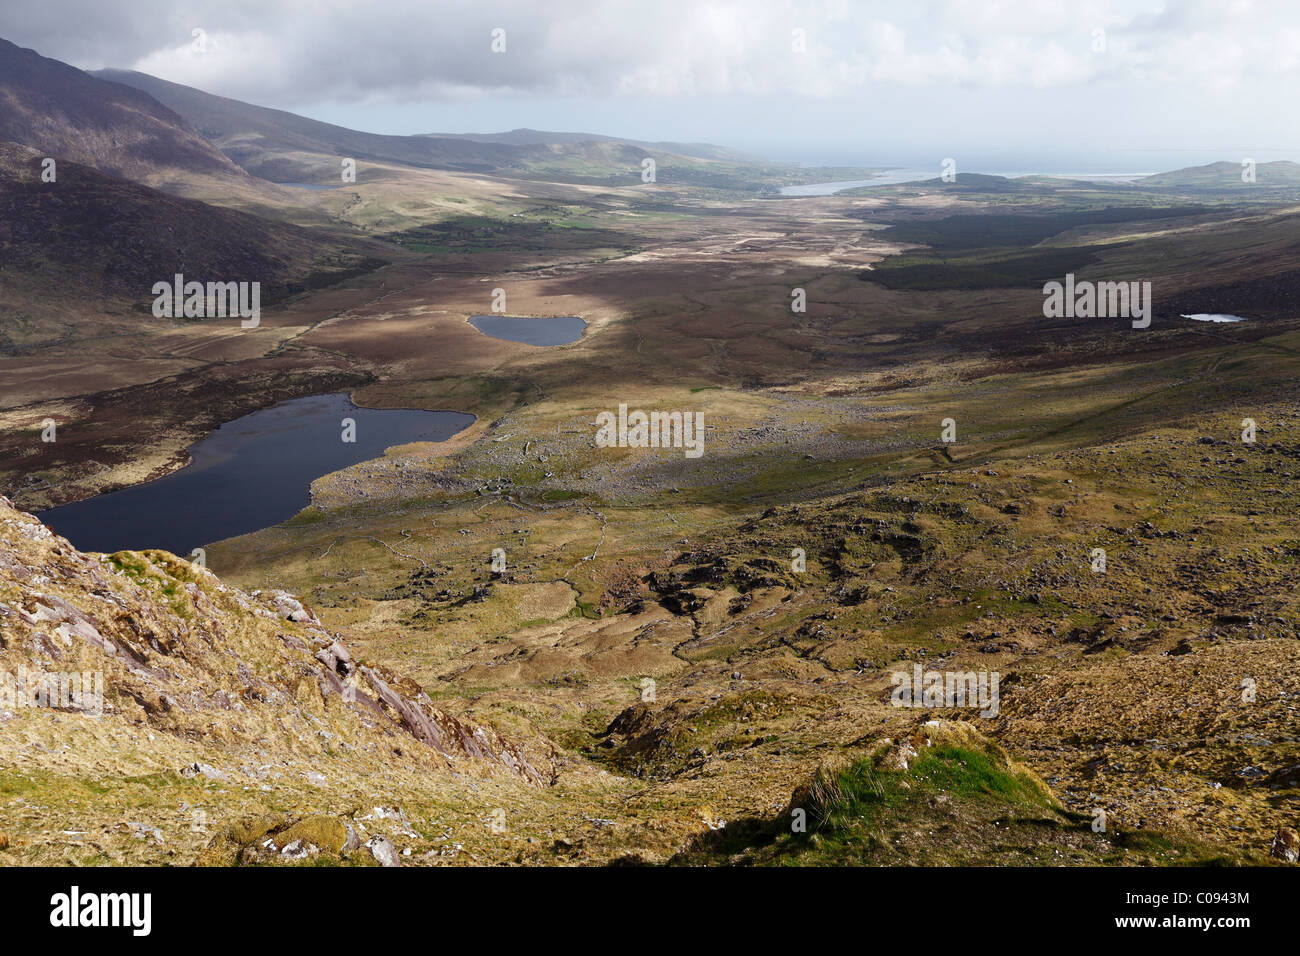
[1270,827,1298,863]
[366,835,401,867]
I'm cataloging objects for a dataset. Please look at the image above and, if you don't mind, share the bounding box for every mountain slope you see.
[0,142,391,350]
[94,70,778,189]
[0,494,551,865]
[94,68,545,180]
[1139,160,1300,187]
[0,37,267,199]
[425,127,751,162]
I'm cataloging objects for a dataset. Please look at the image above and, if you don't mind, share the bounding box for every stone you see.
[1270,827,1298,863]
[366,835,401,867]
[180,762,227,781]
[879,739,919,771]
[343,824,361,853]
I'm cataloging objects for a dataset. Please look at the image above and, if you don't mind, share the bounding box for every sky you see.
[4,0,1300,170]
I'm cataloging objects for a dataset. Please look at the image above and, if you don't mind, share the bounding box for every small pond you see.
[467,314,586,346]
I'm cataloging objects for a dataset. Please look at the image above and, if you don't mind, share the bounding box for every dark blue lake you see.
[468,314,586,346]
[37,393,473,557]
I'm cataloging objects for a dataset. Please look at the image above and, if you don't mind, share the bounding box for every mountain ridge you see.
[0,37,270,199]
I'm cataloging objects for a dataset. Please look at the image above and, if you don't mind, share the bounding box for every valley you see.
[2,36,1299,870]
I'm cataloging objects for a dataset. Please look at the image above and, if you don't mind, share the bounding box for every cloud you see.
[3,0,1300,110]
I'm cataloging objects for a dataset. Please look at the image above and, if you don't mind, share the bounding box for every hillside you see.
[91,69,858,192]
[0,38,271,200]
[93,68,535,181]
[1140,160,1300,188]
[5,395,1296,866]
[0,142,392,351]
[426,127,752,162]
[217,399,1300,867]
[0,494,551,865]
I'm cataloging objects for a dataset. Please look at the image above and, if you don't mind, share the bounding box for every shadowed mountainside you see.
[0,38,272,199]
[93,68,855,191]
[94,68,537,181]
[0,141,393,350]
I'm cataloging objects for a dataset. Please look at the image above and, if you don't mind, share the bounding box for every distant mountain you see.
[1139,160,1300,187]
[94,70,758,184]
[430,128,751,162]
[0,37,261,198]
[842,172,1033,196]
[94,68,555,181]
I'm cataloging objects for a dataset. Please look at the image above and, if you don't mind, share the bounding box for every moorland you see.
[2,36,1299,866]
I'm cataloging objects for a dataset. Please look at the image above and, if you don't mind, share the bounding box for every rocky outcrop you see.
[1270,827,1298,863]
[0,495,549,785]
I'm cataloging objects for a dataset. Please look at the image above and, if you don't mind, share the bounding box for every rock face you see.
[0,496,550,787]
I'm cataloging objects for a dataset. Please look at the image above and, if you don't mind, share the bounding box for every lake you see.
[468,314,587,346]
[1181,313,1247,323]
[37,393,474,557]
